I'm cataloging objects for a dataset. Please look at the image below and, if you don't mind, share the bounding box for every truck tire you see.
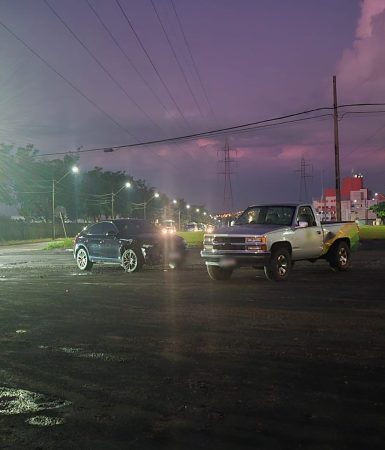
[264,247,291,281]
[207,265,233,281]
[328,241,350,271]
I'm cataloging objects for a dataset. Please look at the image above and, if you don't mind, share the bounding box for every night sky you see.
[1,0,384,212]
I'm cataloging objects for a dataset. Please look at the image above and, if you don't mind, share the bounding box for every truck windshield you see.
[235,206,295,226]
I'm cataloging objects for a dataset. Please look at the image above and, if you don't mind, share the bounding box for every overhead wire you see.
[37,105,338,156]
[43,0,163,140]
[150,0,204,118]
[170,0,217,125]
[115,0,192,131]
[84,0,170,115]
[0,14,138,143]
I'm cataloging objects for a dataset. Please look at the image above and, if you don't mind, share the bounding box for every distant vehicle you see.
[201,204,359,281]
[74,219,187,273]
[186,222,199,232]
[161,219,176,234]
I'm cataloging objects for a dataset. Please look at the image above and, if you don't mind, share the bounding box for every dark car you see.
[73,219,187,273]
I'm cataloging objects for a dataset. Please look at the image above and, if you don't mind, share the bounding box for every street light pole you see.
[111,182,131,219]
[52,165,79,240]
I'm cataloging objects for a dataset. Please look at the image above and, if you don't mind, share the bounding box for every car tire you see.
[121,248,143,273]
[264,247,291,281]
[207,265,233,281]
[76,248,93,271]
[328,241,350,271]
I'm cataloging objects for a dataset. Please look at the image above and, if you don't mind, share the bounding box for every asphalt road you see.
[0,242,385,449]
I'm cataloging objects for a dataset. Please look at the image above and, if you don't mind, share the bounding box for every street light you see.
[172,199,181,231]
[111,182,131,219]
[52,165,79,240]
[142,192,159,220]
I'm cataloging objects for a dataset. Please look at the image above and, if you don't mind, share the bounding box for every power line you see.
[150,0,204,118]
[170,0,217,124]
[84,0,170,115]
[115,0,191,131]
[37,106,337,156]
[44,0,163,140]
[0,14,138,142]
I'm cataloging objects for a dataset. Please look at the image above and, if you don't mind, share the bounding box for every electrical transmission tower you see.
[217,138,236,212]
[296,157,313,203]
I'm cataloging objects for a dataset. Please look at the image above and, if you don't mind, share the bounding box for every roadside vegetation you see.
[44,238,74,250]
[15,227,385,251]
[358,225,385,240]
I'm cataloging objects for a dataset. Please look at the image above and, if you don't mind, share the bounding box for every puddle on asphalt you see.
[26,415,65,426]
[39,345,128,362]
[0,387,71,415]
[15,330,27,334]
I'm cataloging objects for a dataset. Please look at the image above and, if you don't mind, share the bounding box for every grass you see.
[0,238,51,246]
[177,231,204,247]
[44,238,74,250]
[358,225,385,240]
[5,226,383,251]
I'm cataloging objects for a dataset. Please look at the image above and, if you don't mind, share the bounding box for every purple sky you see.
[1,0,384,212]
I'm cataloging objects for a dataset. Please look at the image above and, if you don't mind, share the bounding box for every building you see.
[313,174,382,222]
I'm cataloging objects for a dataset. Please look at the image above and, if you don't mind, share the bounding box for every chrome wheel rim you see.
[338,247,348,266]
[77,249,87,270]
[277,254,288,276]
[122,249,137,272]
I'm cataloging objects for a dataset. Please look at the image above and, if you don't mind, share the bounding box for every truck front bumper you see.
[200,251,271,268]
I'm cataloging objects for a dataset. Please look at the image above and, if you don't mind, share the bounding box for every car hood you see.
[210,224,286,235]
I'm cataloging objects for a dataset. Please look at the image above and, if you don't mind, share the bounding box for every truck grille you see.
[212,236,246,251]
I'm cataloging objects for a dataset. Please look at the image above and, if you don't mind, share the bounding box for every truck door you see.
[290,206,324,260]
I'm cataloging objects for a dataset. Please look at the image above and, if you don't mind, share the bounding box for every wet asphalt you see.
[0,242,385,449]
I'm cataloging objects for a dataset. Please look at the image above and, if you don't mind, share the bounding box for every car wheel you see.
[328,241,350,271]
[207,265,233,281]
[121,248,143,273]
[76,248,93,271]
[264,247,291,281]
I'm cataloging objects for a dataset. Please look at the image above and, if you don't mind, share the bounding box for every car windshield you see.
[235,206,295,226]
[114,220,157,236]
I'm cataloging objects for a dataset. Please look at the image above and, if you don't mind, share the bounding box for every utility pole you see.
[333,75,342,221]
[111,191,114,219]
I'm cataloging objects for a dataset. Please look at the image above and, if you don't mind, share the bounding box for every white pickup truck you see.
[201,204,359,281]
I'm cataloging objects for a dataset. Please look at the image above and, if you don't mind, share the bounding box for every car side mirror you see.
[297,221,309,228]
[106,230,117,237]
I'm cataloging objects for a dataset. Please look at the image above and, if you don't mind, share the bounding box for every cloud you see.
[337,0,385,101]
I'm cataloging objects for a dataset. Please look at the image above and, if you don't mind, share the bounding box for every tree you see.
[0,144,15,205]
[370,202,385,220]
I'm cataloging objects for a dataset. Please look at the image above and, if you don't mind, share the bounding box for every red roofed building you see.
[313,174,381,222]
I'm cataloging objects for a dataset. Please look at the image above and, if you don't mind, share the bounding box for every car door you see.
[101,222,120,260]
[290,206,324,260]
[85,223,105,259]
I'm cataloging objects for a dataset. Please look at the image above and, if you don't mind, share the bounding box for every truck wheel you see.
[207,265,233,281]
[264,247,291,281]
[328,241,350,271]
